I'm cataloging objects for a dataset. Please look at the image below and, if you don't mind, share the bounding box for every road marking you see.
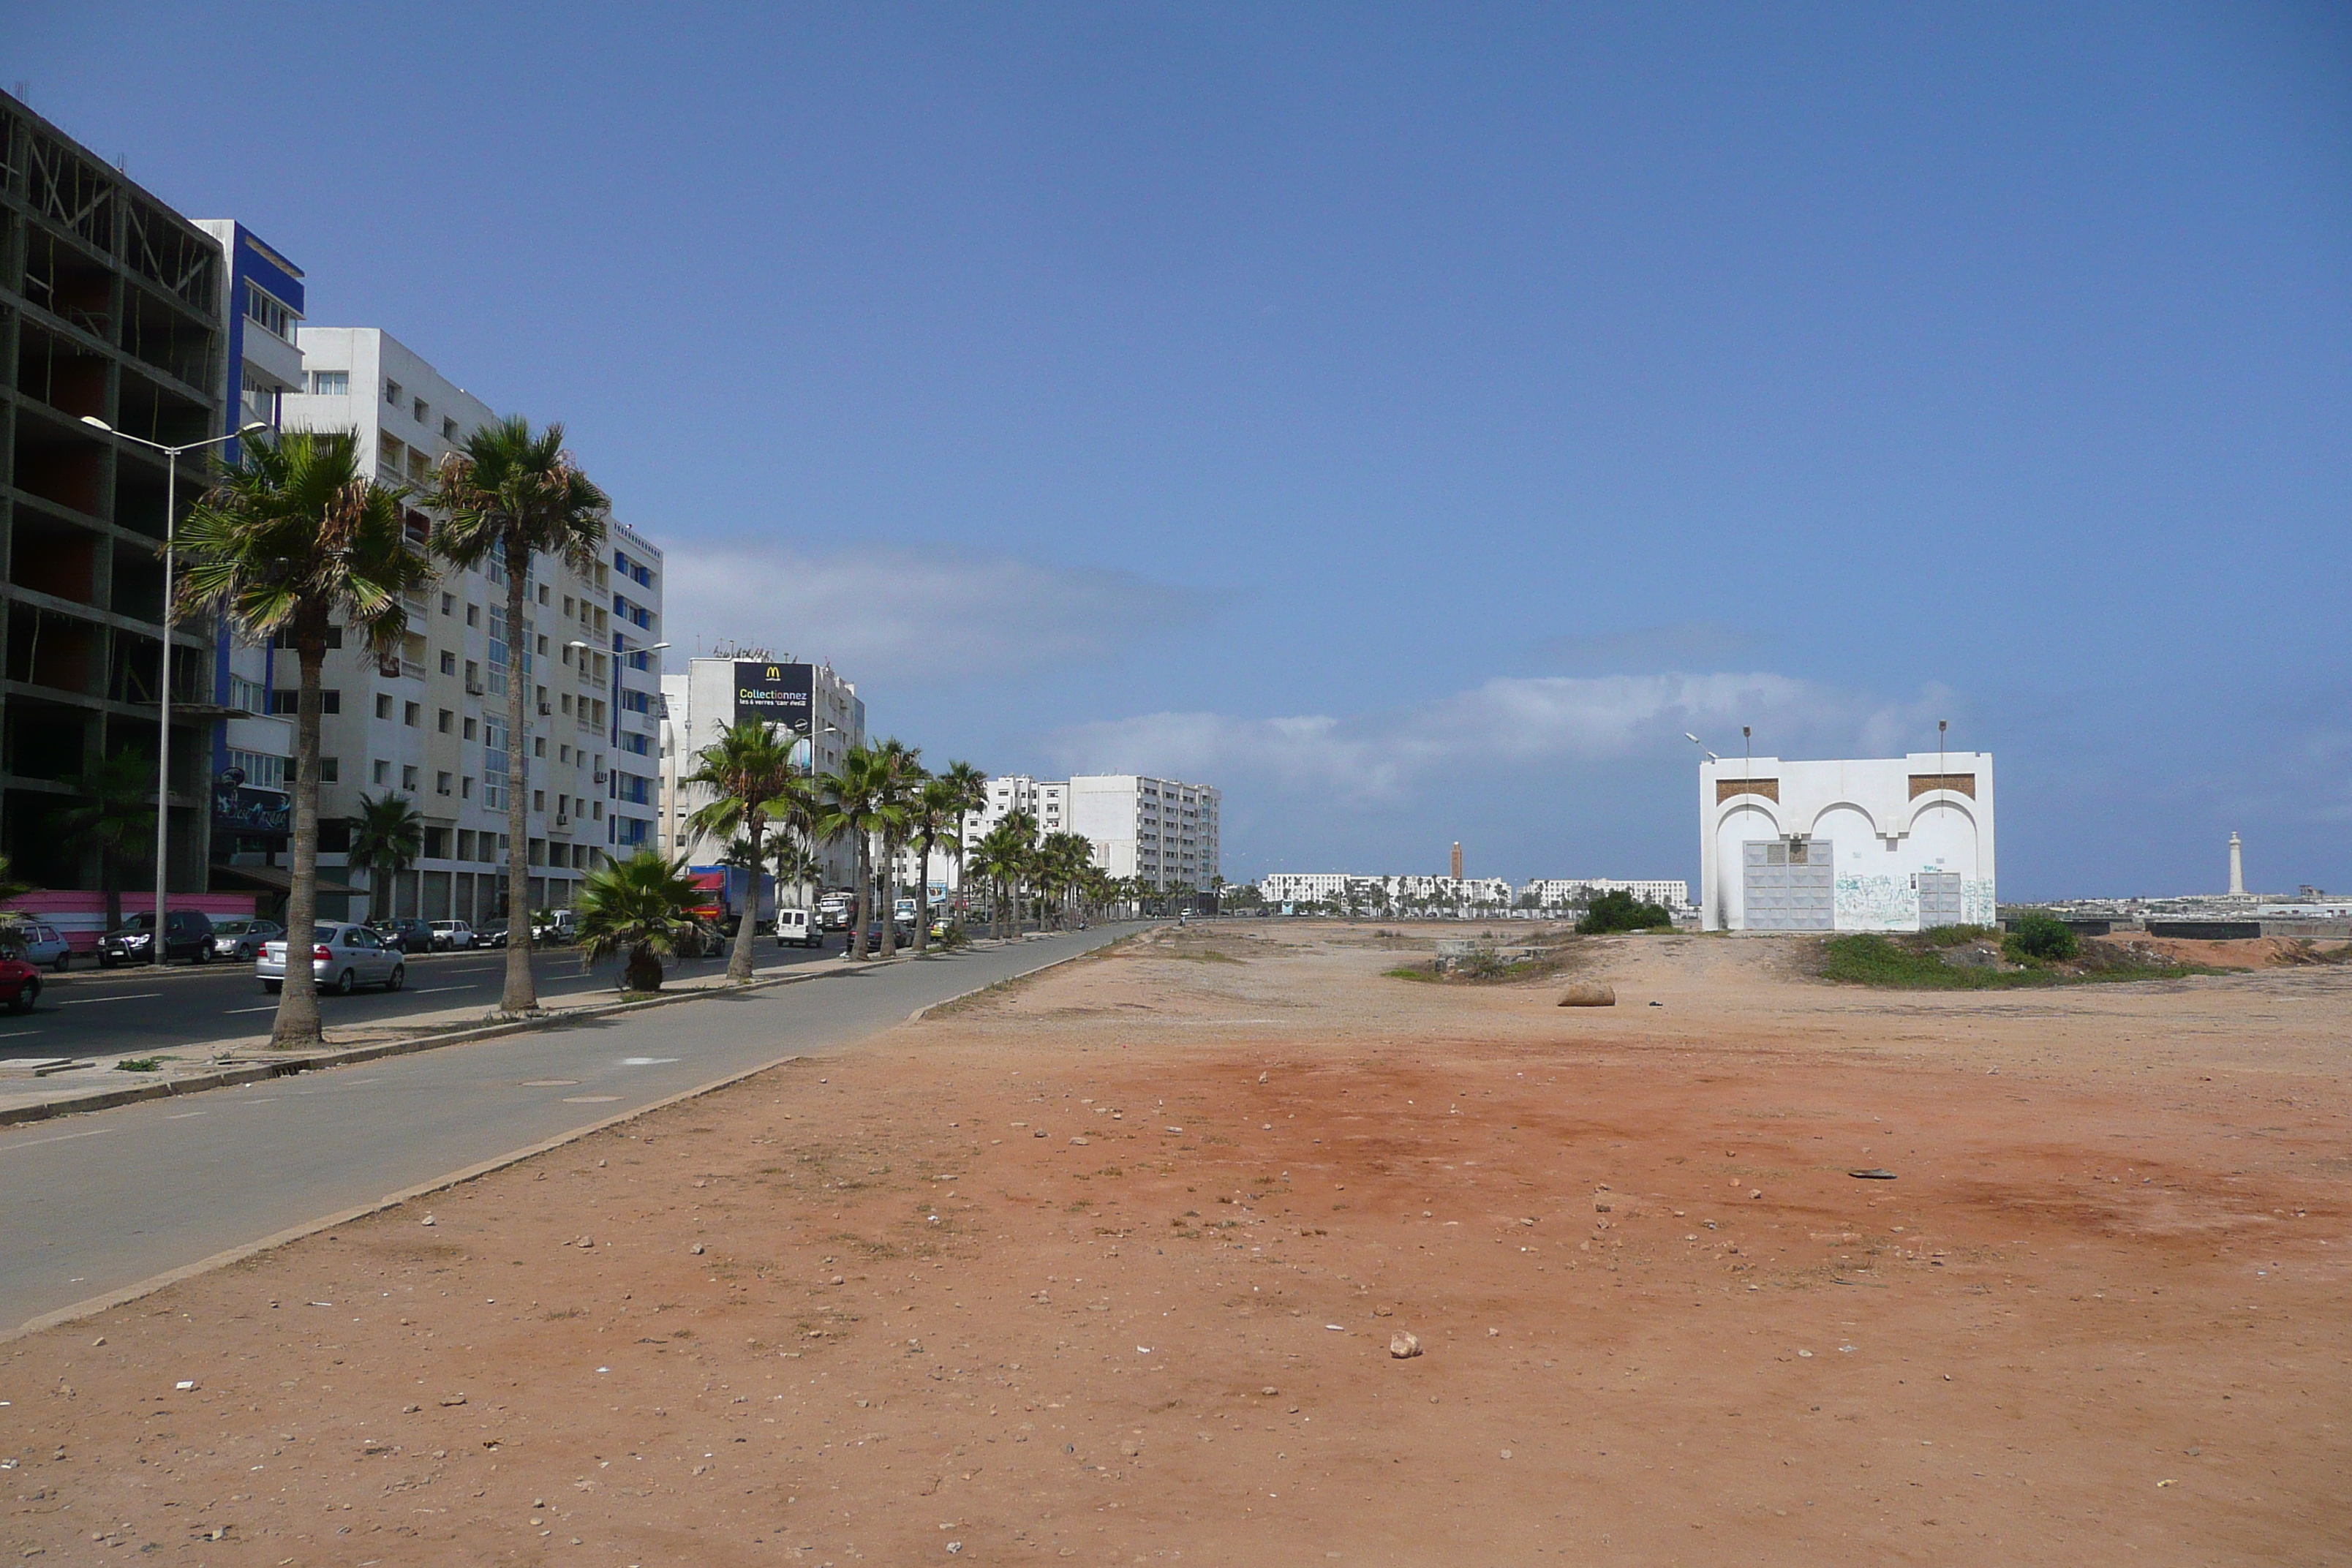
[563,1096,621,1104]
[224,1005,277,1014]
[165,1111,207,1120]
[0,1128,116,1154]
[620,1057,678,1066]
[413,986,481,994]
[0,1030,38,1039]
[60,992,163,1006]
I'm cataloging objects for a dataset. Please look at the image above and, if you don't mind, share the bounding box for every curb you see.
[0,955,873,1129]
[1,927,1135,1343]
[3,1049,813,1343]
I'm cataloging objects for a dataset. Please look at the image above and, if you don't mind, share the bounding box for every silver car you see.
[3,921,73,972]
[211,917,285,963]
[257,922,406,995]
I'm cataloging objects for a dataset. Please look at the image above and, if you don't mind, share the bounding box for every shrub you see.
[1577,889,1673,935]
[1921,923,1995,947]
[2004,913,2079,963]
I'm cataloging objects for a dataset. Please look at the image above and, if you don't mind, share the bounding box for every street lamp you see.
[82,415,268,966]
[1683,731,1719,763]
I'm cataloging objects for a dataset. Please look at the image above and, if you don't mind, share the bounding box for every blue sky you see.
[17,3,2349,895]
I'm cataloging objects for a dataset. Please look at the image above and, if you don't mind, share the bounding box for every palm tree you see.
[1038,831,1095,930]
[574,850,706,992]
[177,429,432,1048]
[682,720,794,982]
[58,751,156,935]
[347,791,423,923]
[972,811,1037,941]
[938,761,987,921]
[903,776,962,957]
[424,417,610,1014]
[864,739,922,960]
[761,772,825,919]
[817,745,907,960]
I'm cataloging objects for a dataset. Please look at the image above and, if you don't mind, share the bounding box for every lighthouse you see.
[2228,832,2244,897]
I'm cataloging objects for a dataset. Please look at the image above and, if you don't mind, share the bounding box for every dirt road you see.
[6,923,2345,1564]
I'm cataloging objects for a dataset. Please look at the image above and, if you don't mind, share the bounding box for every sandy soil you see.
[5,922,2348,1566]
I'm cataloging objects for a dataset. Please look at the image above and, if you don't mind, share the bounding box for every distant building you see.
[1699,753,1994,932]
[659,655,866,889]
[1519,878,1691,911]
[945,773,1219,894]
[1256,872,1515,915]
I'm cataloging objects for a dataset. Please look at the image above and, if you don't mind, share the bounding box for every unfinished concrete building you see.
[1,91,227,895]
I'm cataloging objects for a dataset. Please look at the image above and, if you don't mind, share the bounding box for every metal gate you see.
[1917,872,1964,929]
[1742,840,1834,930]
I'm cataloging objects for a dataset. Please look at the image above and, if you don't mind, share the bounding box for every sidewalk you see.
[0,935,1059,1126]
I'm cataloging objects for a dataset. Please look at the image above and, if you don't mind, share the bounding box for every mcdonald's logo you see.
[765,666,781,679]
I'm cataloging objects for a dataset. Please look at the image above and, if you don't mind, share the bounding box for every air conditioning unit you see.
[538,701,553,716]
[593,771,608,783]
[553,813,570,829]
[464,679,486,696]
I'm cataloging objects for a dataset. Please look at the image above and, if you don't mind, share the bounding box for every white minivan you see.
[773,908,823,949]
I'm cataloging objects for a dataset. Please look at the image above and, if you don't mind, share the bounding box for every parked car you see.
[429,919,475,951]
[532,909,577,944]
[99,910,216,967]
[475,918,509,949]
[773,908,823,949]
[0,947,41,1012]
[209,917,284,963]
[1,921,73,971]
[369,917,436,954]
[257,923,405,995]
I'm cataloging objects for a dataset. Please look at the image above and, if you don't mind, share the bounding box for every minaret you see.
[1450,842,1463,881]
[2228,832,2244,897]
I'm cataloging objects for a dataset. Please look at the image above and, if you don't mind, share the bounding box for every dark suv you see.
[370,918,436,954]
[98,910,216,967]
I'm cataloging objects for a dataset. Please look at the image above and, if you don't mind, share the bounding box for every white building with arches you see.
[1698,753,1994,932]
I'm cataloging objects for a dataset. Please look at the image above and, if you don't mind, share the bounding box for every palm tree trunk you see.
[725,809,761,982]
[851,832,872,960]
[100,851,121,936]
[271,643,326,1049]
[912,838,930,955]
[501,543,538,1011]
[878,837,898,959]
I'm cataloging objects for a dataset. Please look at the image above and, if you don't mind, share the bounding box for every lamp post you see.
[82,415,266,966]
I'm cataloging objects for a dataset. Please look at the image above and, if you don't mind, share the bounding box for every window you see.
[482,717,508,809]
[270,625,341,649]
[437,709,453,734]
[461,777,473,799]
[538,584,550,606]
[293,755,340,784]
[402,765,419,791]
[225,749,287,791]
[308,369,348,396]
[619,731,650,755]
[380,433,405,472]
[440,592,454,617]
[533,737,546,758]
[533,790,546,813]
[463,716,477,741]
[442,416,458,440]
[619,687,652,715]
[436,772,453,796]
[227,674,269,714]
[403,701,421,727]
[244,282,295,340]
[440,650,456,676]
[413,398,429,424]
[559,744,571,764]
[375,693,394,720]
[269,689,340,715]
[465,659,482,693]
[486,611,508,697]
[372,760,391,785]
[562,595,574,618]
[465,603,479,627]
[385,379,402,405]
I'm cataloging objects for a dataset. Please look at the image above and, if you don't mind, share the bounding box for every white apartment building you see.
[1519,878,1692,911]
[659,656,867,889]
[271,328,665,920]
[946,774,1220,894]
[1069,775,1219,892]
[1256,872,1516,913]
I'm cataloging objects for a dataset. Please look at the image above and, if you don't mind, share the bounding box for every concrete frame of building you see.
[271,328,663,920]
[658,655,867,894]
[1697,752,1995,933]
[1,93,228,900]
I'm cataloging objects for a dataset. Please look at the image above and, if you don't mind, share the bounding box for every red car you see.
[0,951,41,1014]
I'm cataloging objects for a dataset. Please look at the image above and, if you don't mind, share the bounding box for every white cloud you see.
[1049,671,1946,804]
[661,539,1208,682]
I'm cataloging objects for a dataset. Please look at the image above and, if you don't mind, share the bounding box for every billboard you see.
[733,660,813,734]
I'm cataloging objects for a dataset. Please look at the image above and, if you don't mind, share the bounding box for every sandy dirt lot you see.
[5,922,2347,1566]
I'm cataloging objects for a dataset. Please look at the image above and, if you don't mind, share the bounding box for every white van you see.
[773,908,823,949]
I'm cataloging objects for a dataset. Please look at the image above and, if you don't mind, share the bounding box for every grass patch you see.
[1160,948,1243,963]
[1817,933,2219,990]
[113,1056,168,1073]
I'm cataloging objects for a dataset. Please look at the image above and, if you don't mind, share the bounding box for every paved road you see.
[0,924,1138,1333]
[1,938,848,1060]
